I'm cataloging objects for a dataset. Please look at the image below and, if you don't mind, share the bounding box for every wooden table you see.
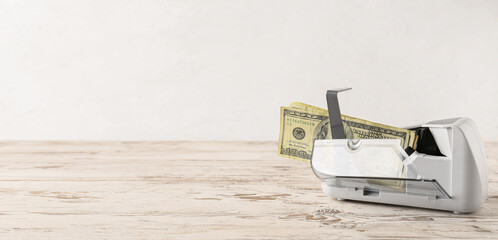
[0,141,496,239]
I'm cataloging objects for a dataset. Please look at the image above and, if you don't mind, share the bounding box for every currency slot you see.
[409,127,444,156]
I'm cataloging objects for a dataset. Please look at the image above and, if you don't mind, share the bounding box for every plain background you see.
[1,0,497,141]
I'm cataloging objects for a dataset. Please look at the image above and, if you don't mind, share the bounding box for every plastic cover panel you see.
[312,139,415,178]
[311,139,450,199]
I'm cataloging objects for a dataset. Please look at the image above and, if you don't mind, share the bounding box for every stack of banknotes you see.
[278,102,418,162]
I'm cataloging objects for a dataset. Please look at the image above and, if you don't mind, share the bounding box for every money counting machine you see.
[311,88,488,213]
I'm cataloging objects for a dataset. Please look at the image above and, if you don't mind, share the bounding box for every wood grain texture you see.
[0,141,496,239]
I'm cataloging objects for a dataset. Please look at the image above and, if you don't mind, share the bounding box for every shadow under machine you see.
[311,88,488,213]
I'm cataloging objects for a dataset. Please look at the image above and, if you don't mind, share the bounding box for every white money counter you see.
[311,88,488,213]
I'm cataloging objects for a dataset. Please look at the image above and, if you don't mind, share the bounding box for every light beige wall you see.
[1,0,497,141]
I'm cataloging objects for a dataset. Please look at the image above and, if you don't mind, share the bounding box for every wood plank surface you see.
[0,141,496,239]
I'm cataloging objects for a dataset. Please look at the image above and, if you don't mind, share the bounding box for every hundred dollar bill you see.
[278,106,331,161]
[278,102,418,162]
[342,115,417,150]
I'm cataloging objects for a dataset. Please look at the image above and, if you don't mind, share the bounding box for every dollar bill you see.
[342,115,417,150]
[278,106,331,161]
[278,102,418,162]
